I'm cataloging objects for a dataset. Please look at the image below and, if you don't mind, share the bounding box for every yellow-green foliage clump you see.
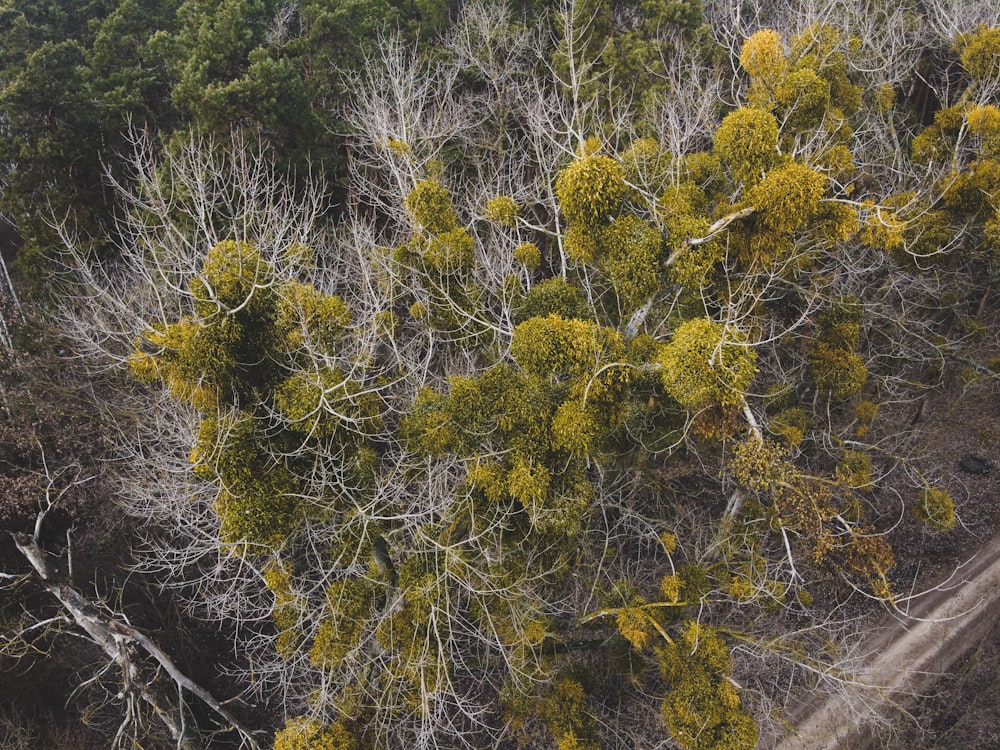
[836,449,874,488]
[485,195,520,226]
[556,153,629,226]
[274,367,383,439]
[597,214,664,310]
[714,107,779,185]
[404,179,459,234]
[748,162,826,233]
[913,487,957,531]
[190,240,272,315]
[564,223,599,264]
[310,577,378,666]
[621,137,671,190]
[967,104,1000,135]
[657,622,758,750]
[774,68,830,131]
[941,160,1000,217]
[264,560,303,658]
[807,300,869,400]
[514,242,541,269]
[192,413,303,547]
[277,282,350,355]
[131,241,294,408]
[539,676,600,750]
[658,318,757,414]
[959,26,1000,80]
[911,104,967,164]
[855,400,878,436]
[740,29,787,87]
[515,277,593,323]
[512,314,627,393]
[552,399,601,456]
[788,24,861,117]
[274,716,357,750]
[770,406,809,448]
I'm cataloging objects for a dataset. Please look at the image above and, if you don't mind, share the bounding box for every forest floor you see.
[771,533,1000,749]
[768,374,1000,750]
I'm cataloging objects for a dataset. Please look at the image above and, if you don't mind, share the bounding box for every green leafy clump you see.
[748,162,826,233]
[714,108,779,185]
[405,179,459,234]
[556,153,629,226]
[774,68,830,131]
[274,716,357,750]
[657,622,759,750]
[770,406,809,448]
[740,29,786,84]
[836,449,874,489]
[538,676,600,750]
[512,314,627,390]
[485,195,520,226]
[309,577,379,666]
[263,561,304,658]
[807,300,869,400]
[277,282,351,355]
[658,318,757,414]
[598,214,664,311]
[274,367,383,439]
[913,488,957,531]
[514,241,542,269]
[960,26,1000,80]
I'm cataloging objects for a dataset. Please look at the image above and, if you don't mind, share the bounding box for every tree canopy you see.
[4,0,1000,747]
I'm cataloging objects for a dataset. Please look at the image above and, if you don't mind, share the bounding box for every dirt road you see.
[770,534,1000,750]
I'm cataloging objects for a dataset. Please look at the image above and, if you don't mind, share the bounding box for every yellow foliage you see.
[507,458,551,506]
[598,214,664,310]
[967,104,1000,135]
[774,68,830,131]
[564,223,599,264]
[807,343,868,400]
[748,162,826,233]
[739,29,786,80]
[556,154,629,226]
[405,179,459,234]
[616,607,652,649]
[714,108,779,185]
[661,574,681,602]
[914,487,957,531]
[514,242,541,269]
[836,449,874,489]
[960,26,1000,80]
[552,399,601,456]
[485,195,520,227]
[658,318,757,412]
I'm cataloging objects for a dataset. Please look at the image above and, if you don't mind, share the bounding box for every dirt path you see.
[770,534,1000,750]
